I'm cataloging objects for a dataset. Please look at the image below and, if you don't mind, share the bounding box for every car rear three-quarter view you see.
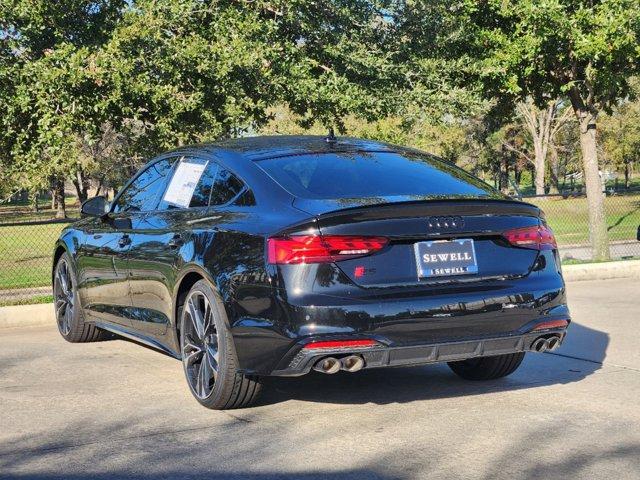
[52,135,570,410]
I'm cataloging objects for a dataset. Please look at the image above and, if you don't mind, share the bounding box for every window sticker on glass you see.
[163,160,208,208]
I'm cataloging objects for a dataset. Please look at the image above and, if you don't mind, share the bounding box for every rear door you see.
[127,155,212,336]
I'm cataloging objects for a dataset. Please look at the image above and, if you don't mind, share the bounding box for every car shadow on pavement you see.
[260,321,609,407]
[0,472,398,480]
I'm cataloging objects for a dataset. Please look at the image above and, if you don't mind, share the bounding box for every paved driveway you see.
[1,279,639,480]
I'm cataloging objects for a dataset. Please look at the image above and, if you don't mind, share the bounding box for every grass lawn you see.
[0,222,68,290]
[0,198,79,224]
[526,193,640,245]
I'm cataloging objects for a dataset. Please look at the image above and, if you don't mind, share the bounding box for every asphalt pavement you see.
[1,278,639,480]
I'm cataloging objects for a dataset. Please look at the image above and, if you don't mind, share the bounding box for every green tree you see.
[398,0,640,260]
[1,0,403,211]
[600,93,640,188]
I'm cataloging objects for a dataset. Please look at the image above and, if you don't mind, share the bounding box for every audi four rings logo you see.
[427,216,464,230]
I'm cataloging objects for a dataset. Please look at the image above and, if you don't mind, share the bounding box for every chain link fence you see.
[524,189,640,262]
[1,191,639,306]
[0,203,79,306]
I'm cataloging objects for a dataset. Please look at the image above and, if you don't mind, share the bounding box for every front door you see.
[76,215,133,327]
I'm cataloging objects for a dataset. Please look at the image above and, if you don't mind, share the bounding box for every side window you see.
[189,160,218,208]
[113,158,176,213]
[210,167,246,206]
[157,157,217,210]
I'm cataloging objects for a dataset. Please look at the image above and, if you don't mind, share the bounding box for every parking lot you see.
[1,278,639,480]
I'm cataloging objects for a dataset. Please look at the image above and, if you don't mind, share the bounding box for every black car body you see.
[53,135,570,409]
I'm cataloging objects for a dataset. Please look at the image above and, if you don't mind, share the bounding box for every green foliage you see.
[2,0,638,205]
[0,0,411,196]
[398,0,640,112]
[599,85,640,176]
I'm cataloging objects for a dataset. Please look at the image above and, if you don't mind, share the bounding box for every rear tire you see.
[179,280,262,409]
[53,252,108,343]
[447,352,525,381]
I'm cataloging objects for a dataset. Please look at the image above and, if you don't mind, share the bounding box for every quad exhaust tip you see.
[340,355,365,373]
[313,357,341,374]
[547,336,561,351]
[531,335,562,353]
[313,355,365,374]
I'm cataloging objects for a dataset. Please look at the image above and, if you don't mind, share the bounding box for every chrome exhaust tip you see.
[531,337,548,353]
[340,355,365,373]
[313,357,341,374]
[546,336,561,351]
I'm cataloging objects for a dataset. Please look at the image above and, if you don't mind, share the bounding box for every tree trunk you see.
[548,146,560,194]
[624,161,630,189]
[72,177,88,204]
[500,155,509,194]
[574,108,610,260]
[54,179,67,219]
[32,191,39,213]
[72,167,89,203]
[533,142,546,195]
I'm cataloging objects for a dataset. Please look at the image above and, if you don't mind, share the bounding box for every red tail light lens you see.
[303,339,379,350]
[503,225,557,251]
[531,319,569,331]
[267,235,388,264]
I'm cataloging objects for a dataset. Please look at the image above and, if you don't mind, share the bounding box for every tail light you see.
[503,225,557,251]
[531,319,569,331]
[267,235,388,264]
[303,339,379,349]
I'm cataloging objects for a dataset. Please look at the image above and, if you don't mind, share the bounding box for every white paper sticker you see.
[162,160,207,208]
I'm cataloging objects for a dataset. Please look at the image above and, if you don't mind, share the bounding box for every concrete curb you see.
[0,303,54,329]
[1,260,639,329]
[562,259,640,282]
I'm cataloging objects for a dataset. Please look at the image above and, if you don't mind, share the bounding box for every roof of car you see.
[195,135,397,161]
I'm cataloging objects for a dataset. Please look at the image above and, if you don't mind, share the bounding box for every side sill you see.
[93,322,181,360]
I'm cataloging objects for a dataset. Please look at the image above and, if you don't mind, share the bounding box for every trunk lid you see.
[296,199,542,287]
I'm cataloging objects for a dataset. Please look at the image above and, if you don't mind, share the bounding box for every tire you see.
[53,252,108,343]
[179,280,262,409]
[447,352,525,381]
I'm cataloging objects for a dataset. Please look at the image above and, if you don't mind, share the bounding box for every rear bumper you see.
[231,252,569,375]
[271,329,568,376]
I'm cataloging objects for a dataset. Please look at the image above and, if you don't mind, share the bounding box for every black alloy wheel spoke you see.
[55,260,73,335]
[182,291,219,399]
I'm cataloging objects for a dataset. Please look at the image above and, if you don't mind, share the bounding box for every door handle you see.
[118,235,132,248]
[168,234,184,249]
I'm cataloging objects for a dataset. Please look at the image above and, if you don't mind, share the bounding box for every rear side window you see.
[189,160,218,208]
[158,160,247,209]
[256,152,499,199]
[157,157,214,210]
[113,158,176,213]
[209,167,245,206]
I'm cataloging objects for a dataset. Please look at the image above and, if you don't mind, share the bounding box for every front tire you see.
[53,252,107,343]
[179,280,262,409]
[447,352,525,381]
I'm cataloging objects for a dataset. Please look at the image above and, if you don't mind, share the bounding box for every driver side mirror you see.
[81,196,110,218]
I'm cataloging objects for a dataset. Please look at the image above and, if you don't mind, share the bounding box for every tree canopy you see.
[1,0,639,259]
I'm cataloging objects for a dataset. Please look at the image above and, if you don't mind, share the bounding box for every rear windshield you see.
[256,151,499,199]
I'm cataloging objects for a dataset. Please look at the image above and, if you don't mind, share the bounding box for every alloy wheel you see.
[181,290,219,399]
[54,259,74,336]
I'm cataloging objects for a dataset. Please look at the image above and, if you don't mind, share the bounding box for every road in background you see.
[1,279,639,480]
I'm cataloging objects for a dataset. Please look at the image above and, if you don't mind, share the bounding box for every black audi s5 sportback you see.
[52,135,570,409]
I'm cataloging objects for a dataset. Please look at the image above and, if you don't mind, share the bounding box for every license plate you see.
[414,239,478,278]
